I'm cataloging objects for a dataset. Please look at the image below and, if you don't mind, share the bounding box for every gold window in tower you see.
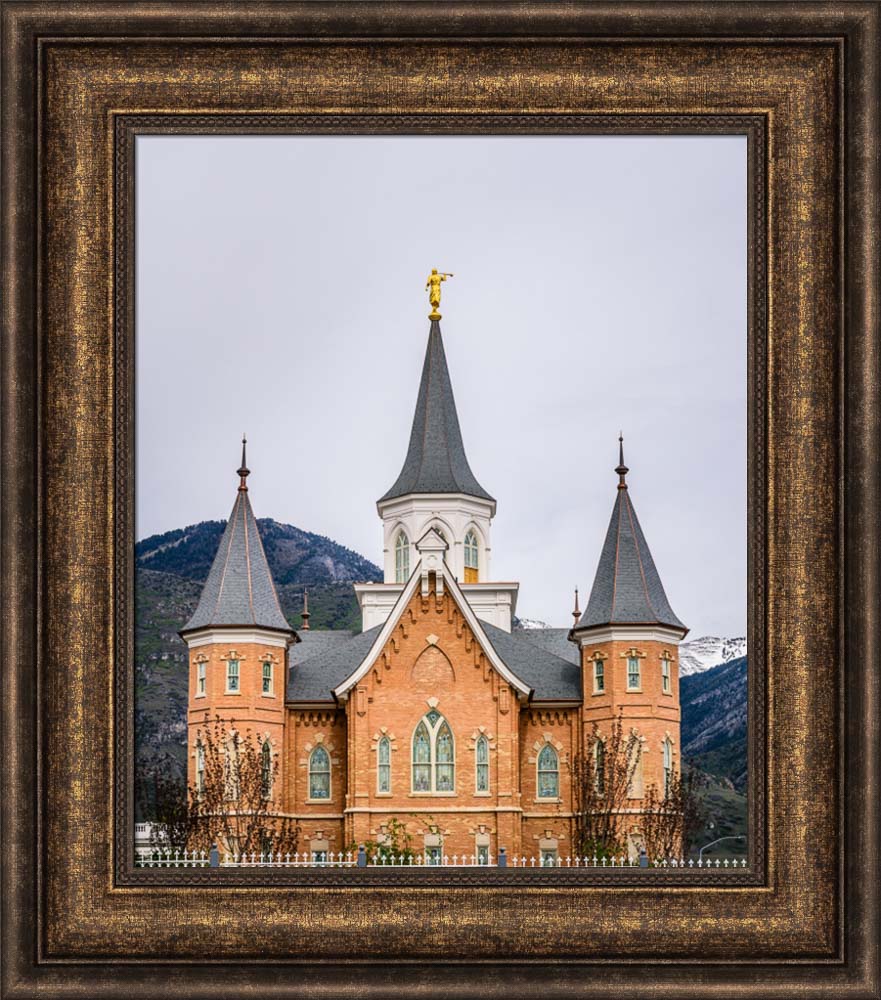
[464,530,479,583]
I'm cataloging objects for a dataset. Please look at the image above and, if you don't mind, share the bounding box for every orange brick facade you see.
[186,579,682,861]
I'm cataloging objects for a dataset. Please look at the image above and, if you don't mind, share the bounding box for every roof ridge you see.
[211,492,239,623]
[242,494,255,621]
[624,490,658,620]
[610,490,623,621]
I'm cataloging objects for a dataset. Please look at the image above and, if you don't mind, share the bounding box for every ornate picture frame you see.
[2,3,878,996]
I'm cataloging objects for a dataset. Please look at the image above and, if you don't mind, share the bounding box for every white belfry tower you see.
[355,308,518,632]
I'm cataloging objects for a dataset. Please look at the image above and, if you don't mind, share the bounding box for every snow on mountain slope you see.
[678,636,747,677]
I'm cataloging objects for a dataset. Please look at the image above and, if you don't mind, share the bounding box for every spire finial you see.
[425,268,454,321]
[616,431,629,489]
[237,434,250,491]
[301,587,311,631]
[572,586,581,626]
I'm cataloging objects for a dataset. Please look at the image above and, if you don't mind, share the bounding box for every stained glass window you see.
[412,722,431,791]
[412,712,455,793]
[377,736,391,793]
[595,739,606,795]
[436,722,454,791]
[464,530,479,583]
[309,746,330,799]
[261,740,272,797]
[395,531,409,584]
[475,735,489,792]
[594,659,604,692]
[537,744,559,798]
[627,656,641,690]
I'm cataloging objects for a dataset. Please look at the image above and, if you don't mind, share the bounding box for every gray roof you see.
[286,626,382,702]
[482,624,581,700]
[513,627,581,666]
[285,623,581,704]
[379,320,494,504]
[181,487,292,635]
[578,484,686,632]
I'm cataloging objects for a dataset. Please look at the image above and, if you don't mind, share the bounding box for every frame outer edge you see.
[1,6,40,999]
[1,2,877,996]
[0,0,874,37]
[844,4,881,998]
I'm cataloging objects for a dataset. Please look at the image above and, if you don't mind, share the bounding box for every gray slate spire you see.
[379,320,494,504]
[578,439,686,633]
[181,440,292,636]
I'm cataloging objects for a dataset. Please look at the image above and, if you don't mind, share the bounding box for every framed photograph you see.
[2,3,878,998]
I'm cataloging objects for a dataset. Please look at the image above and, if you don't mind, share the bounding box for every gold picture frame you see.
[2,2,878,996]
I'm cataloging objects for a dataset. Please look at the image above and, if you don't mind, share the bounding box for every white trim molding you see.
[334,535,532,699]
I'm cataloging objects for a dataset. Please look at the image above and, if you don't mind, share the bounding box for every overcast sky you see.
[136,135,746,638]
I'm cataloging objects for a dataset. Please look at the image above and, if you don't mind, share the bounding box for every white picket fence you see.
[134,847,748,870]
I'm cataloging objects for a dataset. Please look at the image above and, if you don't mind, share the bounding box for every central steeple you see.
[379,319,494,504]
[362,297,517,633]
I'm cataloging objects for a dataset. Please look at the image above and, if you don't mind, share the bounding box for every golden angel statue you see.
[425,268,454,320]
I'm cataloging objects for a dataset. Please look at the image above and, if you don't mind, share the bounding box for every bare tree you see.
[639,765,707,860]
[571,712,643,858]
[143,760,196,851]
[187,716,300,857]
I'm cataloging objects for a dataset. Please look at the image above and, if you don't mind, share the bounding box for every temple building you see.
[180,289,688,863]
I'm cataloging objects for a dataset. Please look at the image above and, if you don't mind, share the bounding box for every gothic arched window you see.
[537,743,559,798]
[395,531,410,584]
[464,530,479,583]
[377,736,391,794]
[261,739,272,798]
[411,711,455,793]
[475,735,489,793]
[309,746,331,800]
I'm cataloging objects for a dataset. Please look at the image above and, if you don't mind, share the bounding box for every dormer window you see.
[395,531,410,584]
[464,530,479,583]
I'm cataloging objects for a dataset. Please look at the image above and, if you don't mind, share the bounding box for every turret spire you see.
[237,434,250,492]
[572,586,581,627]
[616,432,628,489]
[575,439,686,635]
[301,588,311,631]
[180,446,291,637]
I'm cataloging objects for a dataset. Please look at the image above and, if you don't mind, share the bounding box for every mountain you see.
[678,635,746,677]
[136,518,382,586]
[680,655,747,791]
[513,617,552,630]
